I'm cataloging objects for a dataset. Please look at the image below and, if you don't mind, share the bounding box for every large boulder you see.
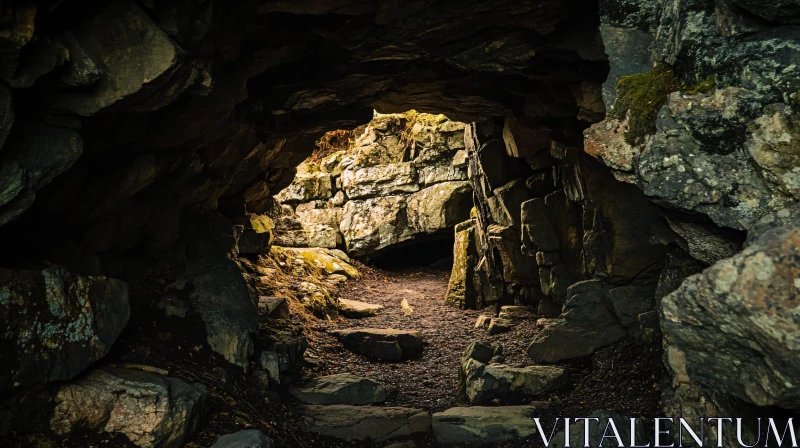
[297,405,430,443]
[289,373,387,405]
[340,195,415,256]
[51,367,208,448]
[662,206,800,408]
[272,246,359,278]
[0,266,129,393]
[406,181,473,233]
[330,328,423,361]
[432,406,542,446]
[186,257,258,370]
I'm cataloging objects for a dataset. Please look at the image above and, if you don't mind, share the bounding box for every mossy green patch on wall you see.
[611,66,681,146]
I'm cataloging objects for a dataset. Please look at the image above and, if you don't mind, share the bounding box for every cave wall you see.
[274,112,473,258]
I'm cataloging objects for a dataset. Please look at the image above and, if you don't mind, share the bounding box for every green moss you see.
[685,75,717,95]
[612,66,682,146]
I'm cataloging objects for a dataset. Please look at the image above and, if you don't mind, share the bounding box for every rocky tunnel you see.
[1,0,799,446]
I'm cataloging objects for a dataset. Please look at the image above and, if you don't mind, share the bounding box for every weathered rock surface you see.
[445,220,479,309]
[487,318,513,335]
[298,405,431,443]
[463,361,568,405]
[272,246,359,278]
[51,367,208,448]
[330,328,423,361]
[340,195,414,257]
[289,373,387,405]
[432,406,541,446]
[210,430,274,448]
[0,266,129,392]
[662,206,800,408]
[341,162,419,200]
[406,181,473,233]
[186,257,258,370]
[338,298,384,318]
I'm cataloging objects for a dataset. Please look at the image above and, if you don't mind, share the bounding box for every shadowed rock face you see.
[0,0,605,274]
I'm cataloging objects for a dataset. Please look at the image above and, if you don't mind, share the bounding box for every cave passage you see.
[369,231,456,270]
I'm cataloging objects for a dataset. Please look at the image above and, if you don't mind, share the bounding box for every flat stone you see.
[488,318,512,335]
[338,298,384,318]
[289,373,387,405]
[432,406,541,446]
[498,306,537,320]
[330,328,423,361]
[463,361,568,405]
[298,405,431,443]
[210,429,274,448]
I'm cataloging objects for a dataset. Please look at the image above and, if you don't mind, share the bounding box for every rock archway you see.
[1,0,800,446]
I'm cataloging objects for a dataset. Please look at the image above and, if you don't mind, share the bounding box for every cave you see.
[1,0,799,447]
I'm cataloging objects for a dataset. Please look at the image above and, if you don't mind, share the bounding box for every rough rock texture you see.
[277,113,473,257]
[460,341,567,405]
[298,405,431,443]
[330,328,424,361]
[289,373,387,405]
[526,279,655,363]
[662,206,800,408]
[210,430,275,448]
[432,406,542,446]
[0,266,129,393]
[445,220,479,308]
[272,246,359,278]
[51,367,208,448]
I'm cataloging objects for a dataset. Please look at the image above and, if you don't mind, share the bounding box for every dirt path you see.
[305,264,542,413]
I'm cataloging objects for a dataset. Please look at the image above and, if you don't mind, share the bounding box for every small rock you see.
[432,406,542,446]
[462,358,568,405]
[488,318,512,335]
[338,298,384,318]
[289,373,386,405]
[210,429,274,448]
[298,405,431,443]
[330,328,423,361]
[474,315,492,329]
[258,296,290,319]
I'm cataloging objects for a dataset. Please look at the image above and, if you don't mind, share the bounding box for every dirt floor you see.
[2,260,664,448]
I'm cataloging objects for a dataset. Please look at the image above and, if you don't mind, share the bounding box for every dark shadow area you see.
[370,232,455,271]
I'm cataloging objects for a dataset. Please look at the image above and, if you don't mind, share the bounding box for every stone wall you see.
[275,112,473,258]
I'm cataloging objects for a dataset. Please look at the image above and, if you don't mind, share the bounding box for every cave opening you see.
[2,0,795,447]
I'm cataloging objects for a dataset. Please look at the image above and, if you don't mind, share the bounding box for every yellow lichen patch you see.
[247,213,274,234]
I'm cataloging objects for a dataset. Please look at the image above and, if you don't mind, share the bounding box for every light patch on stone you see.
[742,251,775,282]
[713,261,739,294]
[42,267,67,318]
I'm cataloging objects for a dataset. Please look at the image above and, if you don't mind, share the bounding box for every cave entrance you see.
[369,230,456,270]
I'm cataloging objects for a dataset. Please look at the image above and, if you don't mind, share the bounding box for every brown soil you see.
[2,263,664,448]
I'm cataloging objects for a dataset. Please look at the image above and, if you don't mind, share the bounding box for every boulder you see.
[330,328,423,361]
[338,298,384,317]
[211,430,274,448]
[526,318,626,363]
[51,367,207,448]
[273,224,339,249]
[186,257,258,370]
[236,214,275,254]
[340,196,415,256]
[298,405,430,443]
[273,246,359,278]
[289,373,387,405]
[406,181,473,233]
[48,1,184,115]
[432,406,541,446]
[275,172,333,204]
[341,162,419,199]
[463,361,568,405]
[662,206,800,408]
[295,206,344,228]
[488,318,513,335]
[0,266,129,393]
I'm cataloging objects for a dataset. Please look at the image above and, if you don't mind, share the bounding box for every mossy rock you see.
[612,66,681,146]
